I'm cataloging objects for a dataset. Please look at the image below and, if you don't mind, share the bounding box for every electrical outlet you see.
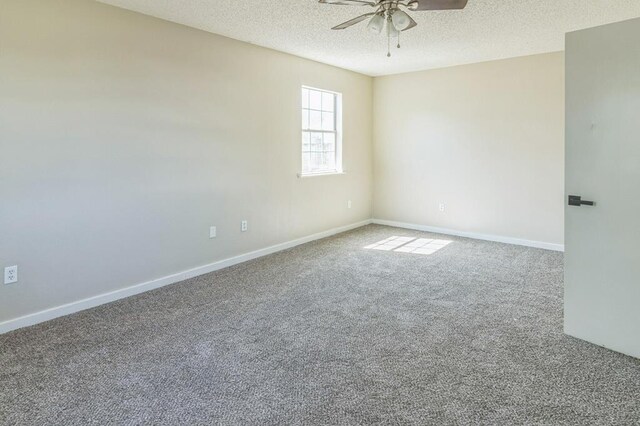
[348,200,352,209]
[4,265,18,285]
[241,220,248,232]
[439,203,446,212]
[209,226,217,239]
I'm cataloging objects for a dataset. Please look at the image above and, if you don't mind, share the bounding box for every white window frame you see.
[299,86,343,177]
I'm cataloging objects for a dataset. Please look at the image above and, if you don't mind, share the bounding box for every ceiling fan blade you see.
[402,15,418,31]
[319,0,376,6]
[412,0,469,10]
[331,13,376,30]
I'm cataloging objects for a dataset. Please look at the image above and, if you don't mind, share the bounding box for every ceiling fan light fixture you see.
[391,9,412,31]
[367,12,385,34]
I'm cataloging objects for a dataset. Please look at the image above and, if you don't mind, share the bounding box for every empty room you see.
[1,0,639,424]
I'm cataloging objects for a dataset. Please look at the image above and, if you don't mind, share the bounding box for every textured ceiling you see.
[96,0,640,76]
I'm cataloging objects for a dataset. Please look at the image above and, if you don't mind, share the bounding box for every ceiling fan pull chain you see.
[397,31,401,49]
[387,31,391,57]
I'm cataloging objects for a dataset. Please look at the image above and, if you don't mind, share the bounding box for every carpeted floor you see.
[1,225,639,425]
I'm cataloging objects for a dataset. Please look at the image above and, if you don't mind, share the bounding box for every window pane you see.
[322,112,334,131]
[323,133,335,151]
[309,110,321,130]
[324,151,336,169]
[302,132,310,151]
[302,109,309,129]
[322,92,334,112]
[309,90,322,110]
[302,151,311,172]
[302,88,309,109]
[311,132,323,151]
[310,152,322,171]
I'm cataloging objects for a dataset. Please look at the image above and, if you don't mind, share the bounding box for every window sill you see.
[297,171,346,178]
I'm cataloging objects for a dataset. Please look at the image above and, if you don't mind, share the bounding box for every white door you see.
[565,18,640,358]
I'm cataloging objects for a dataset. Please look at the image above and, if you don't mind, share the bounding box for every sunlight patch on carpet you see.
[364,236,452,255]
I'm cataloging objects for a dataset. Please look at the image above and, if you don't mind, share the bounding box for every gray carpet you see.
[1,225,639,425]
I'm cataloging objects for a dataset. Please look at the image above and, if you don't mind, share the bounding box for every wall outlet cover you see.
[4,265,18,285]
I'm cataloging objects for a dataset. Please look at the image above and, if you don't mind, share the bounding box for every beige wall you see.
[0,0,373,324]
[0,0,567,328]
[373,53,565,246]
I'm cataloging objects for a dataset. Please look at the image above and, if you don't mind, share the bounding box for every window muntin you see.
[301,86,342,175]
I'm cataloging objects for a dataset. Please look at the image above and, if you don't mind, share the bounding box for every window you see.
[301,86,342,176]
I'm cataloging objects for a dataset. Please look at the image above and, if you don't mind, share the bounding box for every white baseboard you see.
[0,219,372,335]
[372,219,564,252]
[0,218,561,334]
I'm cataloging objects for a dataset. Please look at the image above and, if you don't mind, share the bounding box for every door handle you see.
[568,195,595,207]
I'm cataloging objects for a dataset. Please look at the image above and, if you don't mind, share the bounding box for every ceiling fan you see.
[318,0,469,57]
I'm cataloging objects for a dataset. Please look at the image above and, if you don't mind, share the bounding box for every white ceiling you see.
[97,0,640,76]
